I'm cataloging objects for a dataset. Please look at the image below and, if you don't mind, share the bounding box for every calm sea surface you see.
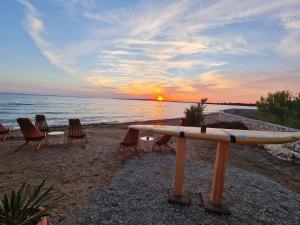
[0,93,255,128]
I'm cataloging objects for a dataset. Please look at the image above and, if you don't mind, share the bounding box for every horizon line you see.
[0,92,255,106]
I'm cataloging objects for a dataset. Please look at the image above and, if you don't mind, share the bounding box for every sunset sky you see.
[1,0,300,103]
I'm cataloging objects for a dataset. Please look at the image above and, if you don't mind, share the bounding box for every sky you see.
[0,0,300,103]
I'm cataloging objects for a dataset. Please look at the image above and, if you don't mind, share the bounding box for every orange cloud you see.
[118,80,164,96]
[198,71,238,89]
[85,76,112,85]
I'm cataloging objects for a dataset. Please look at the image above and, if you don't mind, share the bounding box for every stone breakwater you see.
[218,109,299,132]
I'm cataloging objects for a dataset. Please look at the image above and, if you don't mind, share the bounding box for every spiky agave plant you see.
[184,98,207,127]
[0,180,63,225]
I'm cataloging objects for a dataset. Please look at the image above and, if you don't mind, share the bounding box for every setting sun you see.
[157,96,164,101]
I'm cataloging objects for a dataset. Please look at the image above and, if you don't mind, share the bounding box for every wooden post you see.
[210,142,229,205]
[173,137,187,196]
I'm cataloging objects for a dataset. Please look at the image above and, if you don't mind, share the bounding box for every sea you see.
[0,93,255,129]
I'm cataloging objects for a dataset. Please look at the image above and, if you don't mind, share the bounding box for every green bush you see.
[184,98,207,126]
[0,180,63,225]
[256,90,300,129]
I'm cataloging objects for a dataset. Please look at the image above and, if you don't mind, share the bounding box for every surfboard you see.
[128,125,300,144]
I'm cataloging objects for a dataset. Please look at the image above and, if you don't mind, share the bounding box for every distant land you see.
[114,97,255,106]
[0,92,255,106]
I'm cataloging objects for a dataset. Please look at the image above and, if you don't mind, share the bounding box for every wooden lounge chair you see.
[120,128,140,151]
[35,114,49,135]
[67,119,87,148]
[0,123,14,141]
[16,118,49,151]
[154,118,186,151]
[155,134,173,151]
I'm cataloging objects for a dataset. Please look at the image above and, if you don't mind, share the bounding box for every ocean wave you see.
[2,103,35,106]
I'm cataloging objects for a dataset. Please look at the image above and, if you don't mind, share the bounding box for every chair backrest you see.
[0,123,9,133]
[156,135,172,145]
[120,128,139,147]
[68,119,85,137]
[35,115,49,131]
[17,118,44,139]
[156,119,185,146]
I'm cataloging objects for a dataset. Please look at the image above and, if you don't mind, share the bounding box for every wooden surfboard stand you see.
[169,138,231,214]
[199,191,231,215]
[167,137,191,205]
[167,188,191,206]
[200,142,231,215]
[128,124,300,215]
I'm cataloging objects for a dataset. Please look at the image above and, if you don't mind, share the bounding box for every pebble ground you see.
[58,154,300,225]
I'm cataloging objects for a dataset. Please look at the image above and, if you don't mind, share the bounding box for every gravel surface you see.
[58,154,300,225]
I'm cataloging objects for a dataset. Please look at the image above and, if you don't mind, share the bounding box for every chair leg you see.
[2,131,14,141]
[15,141,29,152]
[67,138,73,146]
[45,138,50,144]
[37,140,43,151]
[166,144,173,150]
[3,134,7,141]
[119,145,126,152]
[81,138,85,149]
[64,138,69,148]
[158,145,163,152]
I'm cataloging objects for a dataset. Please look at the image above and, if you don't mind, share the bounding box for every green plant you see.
[256,90,300,129]
[0,180,63,225]
[184,98,207,126]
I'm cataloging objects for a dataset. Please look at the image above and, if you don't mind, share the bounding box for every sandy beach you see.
[0,114,299,224]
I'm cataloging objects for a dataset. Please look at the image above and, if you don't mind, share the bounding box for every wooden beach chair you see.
[155,135,173,151]
[35,114,49,135]
[16,118,49,151]
[120,128,140,151]
[154,118,186,151]
[0,123,14,141]
[67,119,87,148]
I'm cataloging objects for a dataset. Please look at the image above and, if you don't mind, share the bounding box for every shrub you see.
[184,98,207,126]
[0,180,63,225]
[256,90,300,129]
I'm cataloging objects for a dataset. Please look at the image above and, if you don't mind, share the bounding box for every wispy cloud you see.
[18,0,300,102]
[19,0,77,74]
[278,10,300,57]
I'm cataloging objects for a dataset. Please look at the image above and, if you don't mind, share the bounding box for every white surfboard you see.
[128,125,300,144]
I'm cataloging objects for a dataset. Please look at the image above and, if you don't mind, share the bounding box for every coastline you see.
[1,114,299,224]
[9,113,220,135]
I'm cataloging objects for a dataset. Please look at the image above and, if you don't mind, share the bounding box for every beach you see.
[0,114,299,224]
[2,1,300,224]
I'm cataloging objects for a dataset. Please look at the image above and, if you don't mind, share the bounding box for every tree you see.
[184,98,207,127]
[256,90,300,129]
